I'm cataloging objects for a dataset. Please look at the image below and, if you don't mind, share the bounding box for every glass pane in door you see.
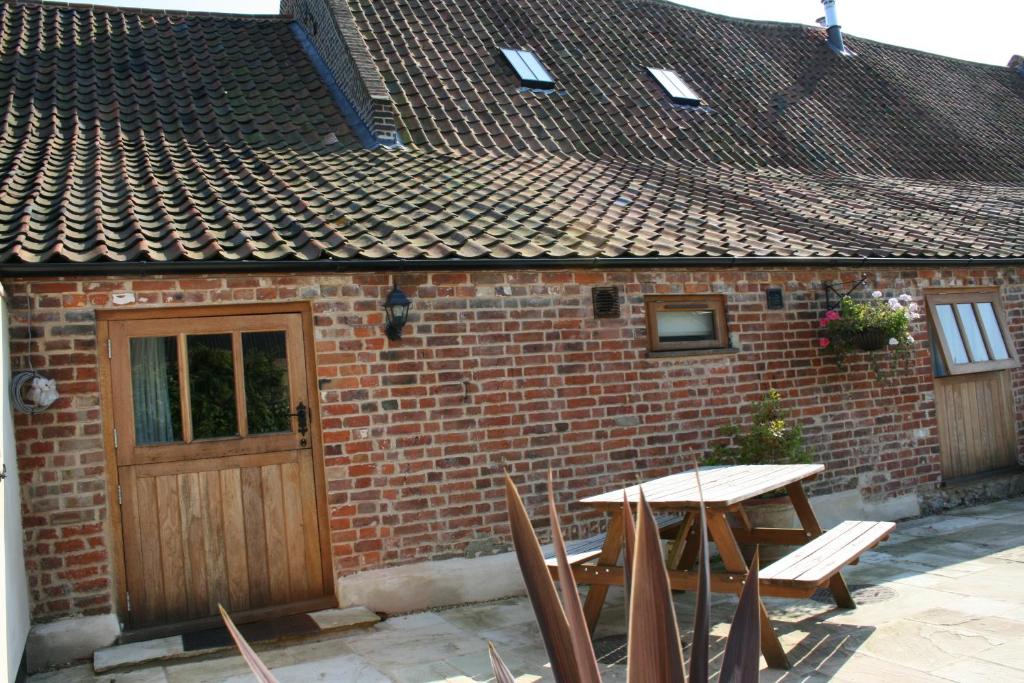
[129,336,182,444]
[935,304,969,364]
[243,331,291,434]
[187,334,238,439]
[977,303,1010,360]
[956,303,990,362]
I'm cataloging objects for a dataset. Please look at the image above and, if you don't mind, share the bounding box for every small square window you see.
[647,67,703,106]
[926,289,1019,376]
[645,295,728,352]
[500,48,555,89]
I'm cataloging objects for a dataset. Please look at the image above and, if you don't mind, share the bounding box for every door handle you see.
[287,401,309,441]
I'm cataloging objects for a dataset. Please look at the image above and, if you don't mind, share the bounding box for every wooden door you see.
[107,311,332,629]
[927,289,1021,480]
[934,372,1017,479]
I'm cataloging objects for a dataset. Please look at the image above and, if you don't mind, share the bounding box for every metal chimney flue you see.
[820,0,853,56]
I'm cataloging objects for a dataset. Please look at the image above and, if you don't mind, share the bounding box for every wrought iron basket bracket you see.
[824,273,870,311]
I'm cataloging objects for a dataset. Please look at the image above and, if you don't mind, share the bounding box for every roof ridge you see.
[7,0,289,22]
[647,0,1013,70]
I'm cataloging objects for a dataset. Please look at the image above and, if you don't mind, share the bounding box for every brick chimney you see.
[281,0,401,147]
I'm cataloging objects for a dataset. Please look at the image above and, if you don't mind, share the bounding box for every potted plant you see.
[705,389,810,562]
[819,291,919,379]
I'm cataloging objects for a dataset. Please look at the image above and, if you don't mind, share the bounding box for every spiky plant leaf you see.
[717,549,761,683]
[689,466,711,683]
[488,641,517,683]
[622,490,636,617]
[218,604,279,683]
[547,471,602,683]
[626,489,686,683]
[503,472,582,683]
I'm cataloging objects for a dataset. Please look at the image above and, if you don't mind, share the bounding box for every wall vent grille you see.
[592,286,621,318]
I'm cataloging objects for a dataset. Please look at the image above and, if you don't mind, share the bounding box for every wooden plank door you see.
[927,289,1020,481]
[934,371,1018,479]
[107,311,332,629]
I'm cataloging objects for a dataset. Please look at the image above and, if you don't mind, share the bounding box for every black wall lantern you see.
[383,283,412,340]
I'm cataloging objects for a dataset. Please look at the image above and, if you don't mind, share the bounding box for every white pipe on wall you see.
[1,283,32,682]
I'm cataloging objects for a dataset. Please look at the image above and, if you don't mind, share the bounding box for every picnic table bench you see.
[549,464,895,669]
[541,514,683,567]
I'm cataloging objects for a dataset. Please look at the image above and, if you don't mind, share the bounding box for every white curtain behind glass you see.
[130,337,177,444]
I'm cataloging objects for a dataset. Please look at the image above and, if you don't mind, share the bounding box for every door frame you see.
[97,302,334,633]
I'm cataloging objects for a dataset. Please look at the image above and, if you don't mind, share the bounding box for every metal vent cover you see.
[592,286,621,318]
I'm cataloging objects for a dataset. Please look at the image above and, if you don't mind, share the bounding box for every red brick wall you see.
[5,266,1023,622]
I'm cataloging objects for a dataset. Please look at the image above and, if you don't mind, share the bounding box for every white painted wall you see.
[1,284,31,682]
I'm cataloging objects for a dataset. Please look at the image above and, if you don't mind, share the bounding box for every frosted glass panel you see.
[956,303,989,362]
[656,309,715,342]
[935,304,968,365]
[977,303,1009,360]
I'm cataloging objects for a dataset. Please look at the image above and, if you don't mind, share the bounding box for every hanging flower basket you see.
[851,327,890,352]
[818,291,920,380]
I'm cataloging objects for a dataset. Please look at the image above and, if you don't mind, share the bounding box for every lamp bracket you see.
[824,273,870,311]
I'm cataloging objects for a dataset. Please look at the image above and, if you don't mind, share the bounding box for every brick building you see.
[1,0,1023,667]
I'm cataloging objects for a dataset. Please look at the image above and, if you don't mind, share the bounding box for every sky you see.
[52,0,1023,67]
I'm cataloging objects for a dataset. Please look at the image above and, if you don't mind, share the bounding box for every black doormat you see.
[181,613,320,652]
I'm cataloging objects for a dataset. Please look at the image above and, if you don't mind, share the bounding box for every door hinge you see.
[125,591,131,612]
[106,338,112,359]
[117,485,123,506]
[112,428,119,450]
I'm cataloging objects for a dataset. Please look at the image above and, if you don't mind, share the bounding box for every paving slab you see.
[219,652,390,683]
[93,636,184,673]
[28,496,1024,683]
[974,637,1024,671]
[92,606,379,673]
[930,657,1024,682]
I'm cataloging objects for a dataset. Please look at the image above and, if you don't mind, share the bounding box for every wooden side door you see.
[934,371,1017,479]
[106,310,332,630]
[927,289,1021,480]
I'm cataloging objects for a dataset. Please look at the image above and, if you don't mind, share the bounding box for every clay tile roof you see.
[348,0,1024,182]
[1,0,1024,266]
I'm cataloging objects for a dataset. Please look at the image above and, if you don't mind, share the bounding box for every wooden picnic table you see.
[564,464,894,670]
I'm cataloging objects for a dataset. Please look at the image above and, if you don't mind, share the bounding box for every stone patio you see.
[29,497,1024,682]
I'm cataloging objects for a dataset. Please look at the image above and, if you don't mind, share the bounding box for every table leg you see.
[706,509,790,670]
[666,512,696,572]
[786,482,856,609]
[581,509,624,633]
[674,521,701,572]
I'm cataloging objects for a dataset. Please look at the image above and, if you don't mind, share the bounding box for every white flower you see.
[872,290,883,298]
[898,293,912,303]
[911,312,921,320]
[888,298,902,310]
[906,335,914,343]
[909,302,919,312]
[889,337,898,346]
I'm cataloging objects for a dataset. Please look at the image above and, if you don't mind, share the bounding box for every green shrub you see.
[706,390,810,466]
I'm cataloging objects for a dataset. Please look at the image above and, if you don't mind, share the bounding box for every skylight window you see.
[500,48,555,89]
[647,68,702,106]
